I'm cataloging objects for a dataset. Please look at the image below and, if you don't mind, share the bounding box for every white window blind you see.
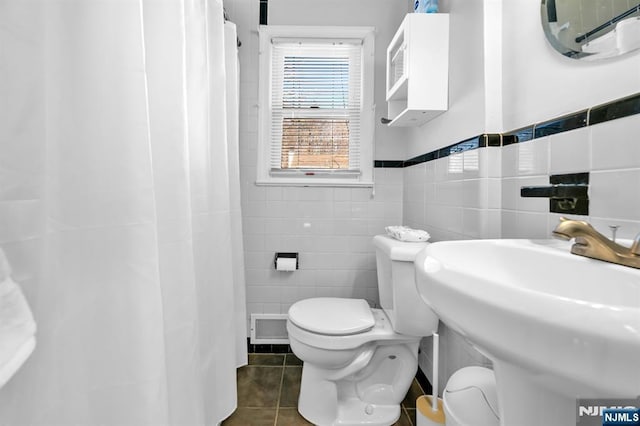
[257,26,374,187]
[269,39,363,177]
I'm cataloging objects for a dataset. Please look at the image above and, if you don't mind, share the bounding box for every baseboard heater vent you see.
[250,313,289,344]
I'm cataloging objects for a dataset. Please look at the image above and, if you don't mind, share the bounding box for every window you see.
[257,26,375,186]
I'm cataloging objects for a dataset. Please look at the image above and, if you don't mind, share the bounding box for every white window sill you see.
[255,179,373,188]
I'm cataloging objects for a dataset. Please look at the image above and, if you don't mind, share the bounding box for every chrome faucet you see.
[552,217,640,269]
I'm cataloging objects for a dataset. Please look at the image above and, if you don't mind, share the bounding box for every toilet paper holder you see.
[274,252,299,271]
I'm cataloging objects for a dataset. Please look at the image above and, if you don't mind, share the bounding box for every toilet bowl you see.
[287,235,439,426]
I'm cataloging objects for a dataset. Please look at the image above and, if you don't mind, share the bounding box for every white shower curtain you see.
[224,21,249,369]
[0,0,246,424]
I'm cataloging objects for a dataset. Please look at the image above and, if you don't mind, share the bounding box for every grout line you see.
[403,406,414,426]
[273,365,285,426]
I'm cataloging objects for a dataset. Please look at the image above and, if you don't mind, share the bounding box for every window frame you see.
[257,25,375,187]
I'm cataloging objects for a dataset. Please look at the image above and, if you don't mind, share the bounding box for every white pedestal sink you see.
[415,239,640,426]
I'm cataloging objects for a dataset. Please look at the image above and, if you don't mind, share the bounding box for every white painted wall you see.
[502,0,640,130]
[405,0,493,158]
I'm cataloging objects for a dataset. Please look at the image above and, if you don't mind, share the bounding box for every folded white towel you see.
[0,248,36,388]
[385,226,431,242]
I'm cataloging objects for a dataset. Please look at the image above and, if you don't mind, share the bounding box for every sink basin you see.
[415,239,640,426]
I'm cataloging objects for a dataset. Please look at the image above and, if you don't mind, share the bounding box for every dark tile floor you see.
[222,353,425,426]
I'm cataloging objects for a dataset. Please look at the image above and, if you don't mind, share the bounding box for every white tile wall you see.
[241,169,403,321]
[502,116,640,239]
[549,128,591,174]
[591,114,640,171]
[404,113,640,392]
[228,0,406,332]
[403,146,502,242]
[591,169,640,222]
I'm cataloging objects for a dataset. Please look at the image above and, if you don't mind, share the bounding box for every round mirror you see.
[541,0,640,60]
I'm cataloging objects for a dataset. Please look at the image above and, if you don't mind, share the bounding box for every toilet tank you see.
[373,235,438,337]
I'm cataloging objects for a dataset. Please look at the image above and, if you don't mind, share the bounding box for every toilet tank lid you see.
[288,298,375,335]
[373,235,429,262]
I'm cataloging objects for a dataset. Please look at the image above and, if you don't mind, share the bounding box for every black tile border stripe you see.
[378,134,497,169]
[481,133,502,147]
[375,91,640,168]
[374,160,404,168]
[533,110,588,139]
[502,125,534,146]
[259,0,268,25]
[402,134,490,167]
[247,339,291,354]
[590,92,640,125]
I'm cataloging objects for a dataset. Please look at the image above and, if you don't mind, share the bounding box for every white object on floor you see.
[0,248,36,388]
[443,366,499,426]
[385,225,431,242]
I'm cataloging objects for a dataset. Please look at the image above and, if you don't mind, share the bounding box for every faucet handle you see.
[608,225,620,242]
[631,232,640,256]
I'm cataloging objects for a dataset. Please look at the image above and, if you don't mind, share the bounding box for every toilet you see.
[287,234,439,426]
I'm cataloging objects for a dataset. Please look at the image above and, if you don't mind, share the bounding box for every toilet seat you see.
[287,298,419,351]
[288,297,375,335]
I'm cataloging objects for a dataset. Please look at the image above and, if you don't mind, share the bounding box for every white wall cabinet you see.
[385,13,449,127]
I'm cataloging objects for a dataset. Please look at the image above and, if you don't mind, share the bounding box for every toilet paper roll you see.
[276,257,297,271]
